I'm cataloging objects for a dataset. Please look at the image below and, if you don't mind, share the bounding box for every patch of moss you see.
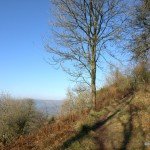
[90,109,107,118]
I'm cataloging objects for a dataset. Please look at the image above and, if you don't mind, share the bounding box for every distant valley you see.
[34,100,64,116]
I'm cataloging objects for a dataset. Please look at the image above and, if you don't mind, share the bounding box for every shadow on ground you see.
[61,109,120,149]
[120,106,133,150]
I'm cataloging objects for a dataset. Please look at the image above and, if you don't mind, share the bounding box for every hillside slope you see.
[2,90,150,150]
[61,91,150,150]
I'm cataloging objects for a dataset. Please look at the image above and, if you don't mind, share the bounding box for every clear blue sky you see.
[0,0,130,100]
[0,0,74,100]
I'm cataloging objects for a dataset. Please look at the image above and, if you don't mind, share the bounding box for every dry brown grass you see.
[96,83,133,110]
[2,75,149,150]
[4,110,90,150]
[3,88,149,150]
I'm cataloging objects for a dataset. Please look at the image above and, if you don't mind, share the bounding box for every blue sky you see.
[0,0,131,100]
[0,0,74,100]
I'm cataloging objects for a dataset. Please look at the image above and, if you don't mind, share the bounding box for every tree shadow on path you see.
[61,109,120,149]
[120,105,134,150]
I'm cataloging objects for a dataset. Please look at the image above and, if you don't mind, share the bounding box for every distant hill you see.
[34,100,64,116]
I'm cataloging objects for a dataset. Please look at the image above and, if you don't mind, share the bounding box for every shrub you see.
[0,94,46,145]
[97,68,134,109]
[61,84,92,115]
[131,62,150,90]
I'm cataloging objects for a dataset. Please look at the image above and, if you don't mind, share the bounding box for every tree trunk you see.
[91,62,96,110]
[91,46,97,110]
[90,0,97,110]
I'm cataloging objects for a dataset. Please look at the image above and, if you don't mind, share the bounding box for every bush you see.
[0,94,46,145]
[61,84,92,115]
[131,62,150,90]
[96,63,150,110]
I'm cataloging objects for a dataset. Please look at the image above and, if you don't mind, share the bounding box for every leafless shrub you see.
[61,84,92,115]
[0,94,46,145]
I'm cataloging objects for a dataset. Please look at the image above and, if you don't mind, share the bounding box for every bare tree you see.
[130,0,150,61]
[47,0,127,109]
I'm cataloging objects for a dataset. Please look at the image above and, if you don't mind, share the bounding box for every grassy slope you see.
[2,89,150,150]
[62,91,150,150]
